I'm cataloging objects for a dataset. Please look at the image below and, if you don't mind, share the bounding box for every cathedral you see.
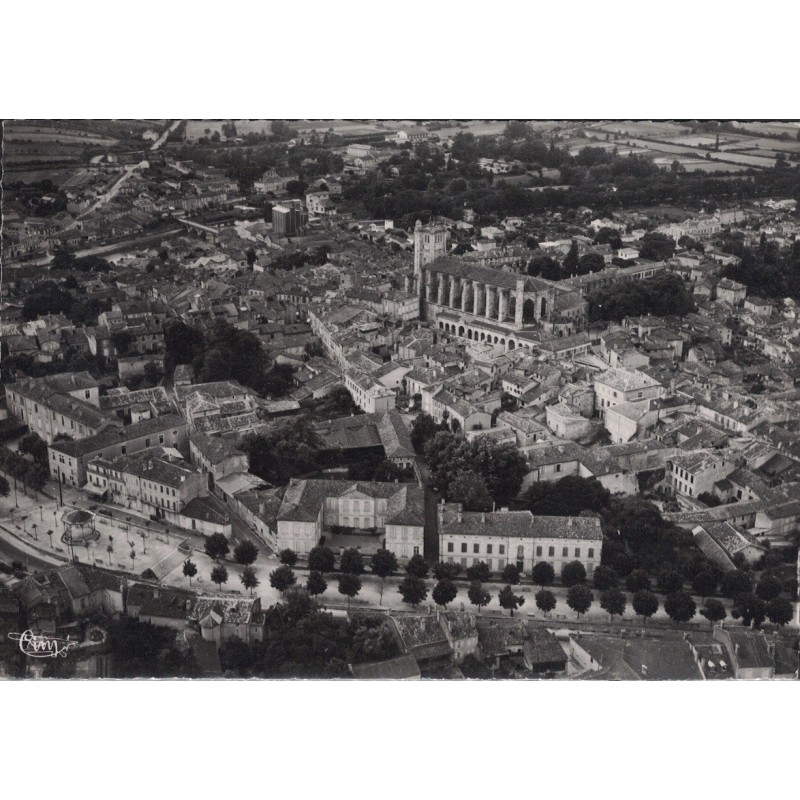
[406,220,587,350]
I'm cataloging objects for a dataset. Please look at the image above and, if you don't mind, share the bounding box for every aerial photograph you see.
[1,118,798,681]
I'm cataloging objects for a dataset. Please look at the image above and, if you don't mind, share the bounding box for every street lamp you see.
[39,505,43,521]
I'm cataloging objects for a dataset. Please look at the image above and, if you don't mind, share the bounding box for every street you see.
[2,467,797,631]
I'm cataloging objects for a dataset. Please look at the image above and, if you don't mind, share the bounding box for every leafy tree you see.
[626,569,652,593]
[306,570,328,597]
[448,470,493,511]
[638,232,676,262]
[501,563,521,585]
[233,540,259,565]
[405,553,429,579]
[766,597,793,627]
[594,227,623,250]
[498,585,525,617]
[432,579,458,609]
[697,491,721,507]
[588,273,695,323]
[308,545,335,574]
[24,463,48,500]
[692,570,718,601]
[519,476,610,517]
[632,589,659,625]
[398,575,428,607]
[532,561,555,588]
[424,431,526,506]
[210,565,229,591]
[593,565,619,590]
[535,589,557,617]
[263,364,296,398]
[278,548,298,568]
[566,584,593,619]
[410,412,445,453]
[466,561,491,582]
[0,476,9,499]
[563,240,580,274]
[433,561,460,581]
[467,580,491,614]
[755,574,782,602]
[371,549,398,604]
[204,533,230,561]
[349,617,400,665]
[657,570,684,595]
[578,252,606,275]
[720,569,753,598]
[561,561,587,587]
[19,432,48,466]
[700,599,727,628]
[182,559,197,586]
[240,566,260,595]
[339,548,365,575]
[269,565,296,594]
[663,591,696,626]
[600,588,627,621]
[731,593,767,628]
[337,573,362,611]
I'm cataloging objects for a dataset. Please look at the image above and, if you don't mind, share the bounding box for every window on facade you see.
[461,543,467,553]
[121,446,126,455]
[461,558,467,567]
[556,464,561,473]
[486,544,492,555]
[473,543,479,554]
[548,546,555,557]
[575,548,580,557]
[159,435,164,444]
[499,545,505,555]
[145,439,150,447]
[588,548,594,558]
[536,546,542,556]
[562,547,568,557]
[447,542,453,553]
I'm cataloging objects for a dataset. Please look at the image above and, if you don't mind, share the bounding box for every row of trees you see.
[0,446,49,499]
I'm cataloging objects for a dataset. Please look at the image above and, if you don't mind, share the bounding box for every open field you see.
[723,137,800,154]
[295,119,387,135]
[593,121,693,138]
[184,120,277,140]
[733,121,800,138]
[4,123,118,146]
[651,156,755,173]
[2,167,82,185]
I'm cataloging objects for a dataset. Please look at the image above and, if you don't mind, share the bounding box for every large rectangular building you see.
[86,447,207,526]
[5,371,117,444]
[438,503,603,578]
[47,413,188,487]
[272,202,307,238]
[276,478,425,561]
